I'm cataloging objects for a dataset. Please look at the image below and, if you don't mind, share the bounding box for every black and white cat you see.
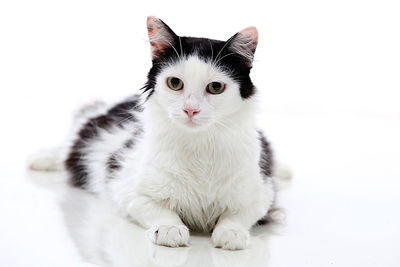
[31,16,280,250]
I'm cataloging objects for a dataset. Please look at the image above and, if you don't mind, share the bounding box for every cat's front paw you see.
[147,225,190,247]
[212,226,249,250]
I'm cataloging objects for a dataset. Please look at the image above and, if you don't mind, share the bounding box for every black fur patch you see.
[256,207,281,226]
[65,97,142,188]
[105,138,137,176]
[256,131,275,225]
[258,130,274,178]
[142,33,256,99]
[106,153,121,172]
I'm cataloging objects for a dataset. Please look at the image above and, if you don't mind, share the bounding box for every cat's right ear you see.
[147,16,178,60]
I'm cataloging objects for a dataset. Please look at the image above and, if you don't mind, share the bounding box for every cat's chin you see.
[184,120,199,128]
[173,118,210,132]
[181,121,206,131]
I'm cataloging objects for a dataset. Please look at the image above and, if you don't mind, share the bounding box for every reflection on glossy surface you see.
[11,115,400,266]
[27,170,282,267]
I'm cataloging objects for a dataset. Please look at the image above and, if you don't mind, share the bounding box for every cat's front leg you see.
[113,189,190,247]
[111,166,191,247]
[132,195,190,247]
[212,196,272,250]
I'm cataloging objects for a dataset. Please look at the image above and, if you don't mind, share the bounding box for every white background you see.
[0,0,399,266]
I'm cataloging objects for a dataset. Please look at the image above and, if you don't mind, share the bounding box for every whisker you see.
[214,52,235,65]
[215,34,236,63]
[178,36,184,61]
[208,39,214,62]
[214,119,232,131]
[164,39,181,60]
[149,37,181,60]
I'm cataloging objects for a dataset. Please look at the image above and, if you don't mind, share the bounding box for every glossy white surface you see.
[1,114,399,267]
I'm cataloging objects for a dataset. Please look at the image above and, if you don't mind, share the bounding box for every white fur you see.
[105,56,275,250]
[31,55,276,250]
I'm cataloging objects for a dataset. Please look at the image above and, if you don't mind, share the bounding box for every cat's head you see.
[143,16,258,131]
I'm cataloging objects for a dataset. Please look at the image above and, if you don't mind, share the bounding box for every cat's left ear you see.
[228,27,258,66]
[147,16,178,60]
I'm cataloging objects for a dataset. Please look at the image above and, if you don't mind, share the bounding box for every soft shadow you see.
[27,170,283,267]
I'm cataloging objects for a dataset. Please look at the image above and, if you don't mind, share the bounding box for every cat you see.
[30,16,279,250]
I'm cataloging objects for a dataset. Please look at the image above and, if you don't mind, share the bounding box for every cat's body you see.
[31,17,279,250]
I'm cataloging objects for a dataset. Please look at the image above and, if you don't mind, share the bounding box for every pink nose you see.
[183,108,200,119]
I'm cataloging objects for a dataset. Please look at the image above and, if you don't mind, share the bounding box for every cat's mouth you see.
[184,119,199,127]
[180,116,210,130]
[172,114,211,130]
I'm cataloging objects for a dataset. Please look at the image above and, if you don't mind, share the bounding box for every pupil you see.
[171,78,180,87]
[213,82,221,90]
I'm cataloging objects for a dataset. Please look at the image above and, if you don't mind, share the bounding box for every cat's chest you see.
[142,130,258,230]
[161,178,229,231]
[152,135,252,180]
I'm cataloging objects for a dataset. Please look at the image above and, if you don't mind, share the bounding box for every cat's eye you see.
[167,77,184,91]
[206,82,225,94]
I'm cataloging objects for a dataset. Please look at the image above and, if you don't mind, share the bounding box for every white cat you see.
[30,16,280,250]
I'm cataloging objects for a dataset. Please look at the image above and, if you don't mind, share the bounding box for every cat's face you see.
[153,56,244,130]
[144,17,258,130]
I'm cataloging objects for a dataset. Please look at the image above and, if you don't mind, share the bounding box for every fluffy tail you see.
[28,100,107,172]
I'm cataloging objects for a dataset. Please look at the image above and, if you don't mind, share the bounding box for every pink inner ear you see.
[147,16,172,58]
[147,16,161,40]
[229,26,259,65]
[239,27,258,43]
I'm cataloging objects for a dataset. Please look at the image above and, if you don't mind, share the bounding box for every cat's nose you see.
[183,108,200,119]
